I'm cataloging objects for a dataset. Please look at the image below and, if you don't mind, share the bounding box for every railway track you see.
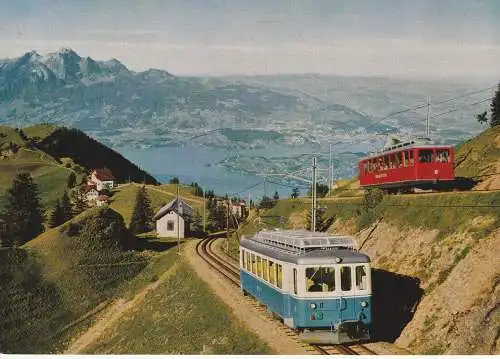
[195,236,378,355]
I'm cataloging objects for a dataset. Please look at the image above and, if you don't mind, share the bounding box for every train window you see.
[251,254,257,274]
[419,149,433,163]
[262,259,269,282]
[293,268,298,295]
[242,251,246,270]
[394,152,403,168]
[362,162,368,174]
[382,156,389,170]
[277,265,283,289]
[341,266,352,291]
[306,267,335,292]
[355,265,368,290]
[409,150,414,166]
[436,149,449,163]
[257,256,262,277]
[269,261,276,284]
[246,251,251,271]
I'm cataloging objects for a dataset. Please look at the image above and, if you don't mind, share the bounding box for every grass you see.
[0,208,148,353]
[454,126,500,178]
[22,124,57,141]
[0,148,73,211]
[110,183,204,227]
[85,257,272,354]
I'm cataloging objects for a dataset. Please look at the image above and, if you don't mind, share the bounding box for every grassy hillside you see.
[0,124,160,214]
[454,126,500,189]
[0,126,74,210]
[36,126,158,185]
[110,183,204,227]
[1,205,271,354]
[85,254,271,354]
[0,207,146,353]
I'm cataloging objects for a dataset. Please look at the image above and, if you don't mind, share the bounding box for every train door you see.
[338,265,355,322]
[353,264,370,321]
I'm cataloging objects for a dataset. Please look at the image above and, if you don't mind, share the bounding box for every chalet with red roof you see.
[88,168,116,191]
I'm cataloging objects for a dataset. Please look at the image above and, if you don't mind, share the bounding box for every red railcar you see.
[358,138,455,192]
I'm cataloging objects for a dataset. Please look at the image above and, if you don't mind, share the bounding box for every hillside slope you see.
[454,126,500,190]
[35,126,158,185]
[0,124,158,212]
[0,125,73,209]
[246,189,500,354]
[0,207,146,353]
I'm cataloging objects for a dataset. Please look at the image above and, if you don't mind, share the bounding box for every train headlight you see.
[335,257,342,263]
[360,301,368,308]
[310,303,317,310]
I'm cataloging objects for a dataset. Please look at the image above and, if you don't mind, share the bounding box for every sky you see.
[0,0,499,79]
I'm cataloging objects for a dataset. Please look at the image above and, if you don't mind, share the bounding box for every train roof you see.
[359,142,452,161]
[240,230,370,265]
[252,229,356,250]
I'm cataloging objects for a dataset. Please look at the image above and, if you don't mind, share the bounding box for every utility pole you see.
[328,143,333,192]
[202,190,206,233]
[177,185,180,254]
[426,95,431,138]
[226,196,230,253]
[311,156,317,232]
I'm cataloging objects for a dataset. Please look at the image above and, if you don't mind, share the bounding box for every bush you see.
[356,188,384,230]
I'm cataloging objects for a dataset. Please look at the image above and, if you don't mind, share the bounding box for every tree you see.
[71,186,88,215]
[129,186,154,234]
[2,172,44,245]
[67,172,76,188]
[190,182,204,197]
[259,196,276,209]
[305,208,325,231]
[273,191,280,201]
[49,199,64,228]
[491,82,500,127]
[191,209,204,236]
[290,187,300,198]
[169,177,180,184]
[60,191,72,222]
[476,111,489,126]
[308,183,329,198]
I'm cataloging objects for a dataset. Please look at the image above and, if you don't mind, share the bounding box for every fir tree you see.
[305,208,325,232]
[129,186,154,234]
[2,172,44,245]
[191,209,204,236]
[60,191,72,222]
[67,172,76,188]
[71,186,88,215]
[49,199,64,228]
[491,82,500,127]
[290,187,300,198]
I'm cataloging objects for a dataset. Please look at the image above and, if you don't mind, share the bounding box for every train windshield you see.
[306,267,335,292]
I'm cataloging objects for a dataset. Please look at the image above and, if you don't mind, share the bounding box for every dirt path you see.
[184,240,311,355]
[64,262,180,354]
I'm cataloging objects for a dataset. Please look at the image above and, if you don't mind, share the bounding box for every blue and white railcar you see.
[239,230,371,344]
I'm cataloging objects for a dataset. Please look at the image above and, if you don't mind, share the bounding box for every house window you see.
[167,220,174,231]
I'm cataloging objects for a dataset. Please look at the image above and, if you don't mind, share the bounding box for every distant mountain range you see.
[0,48,386,148]
[0,48,494,183]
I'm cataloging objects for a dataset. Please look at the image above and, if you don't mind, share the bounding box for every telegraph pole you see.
[311,156,317,232]
[177,185,180,254]
[202,190,206,233]
[226,196,230,252]
[328,143,333,192]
